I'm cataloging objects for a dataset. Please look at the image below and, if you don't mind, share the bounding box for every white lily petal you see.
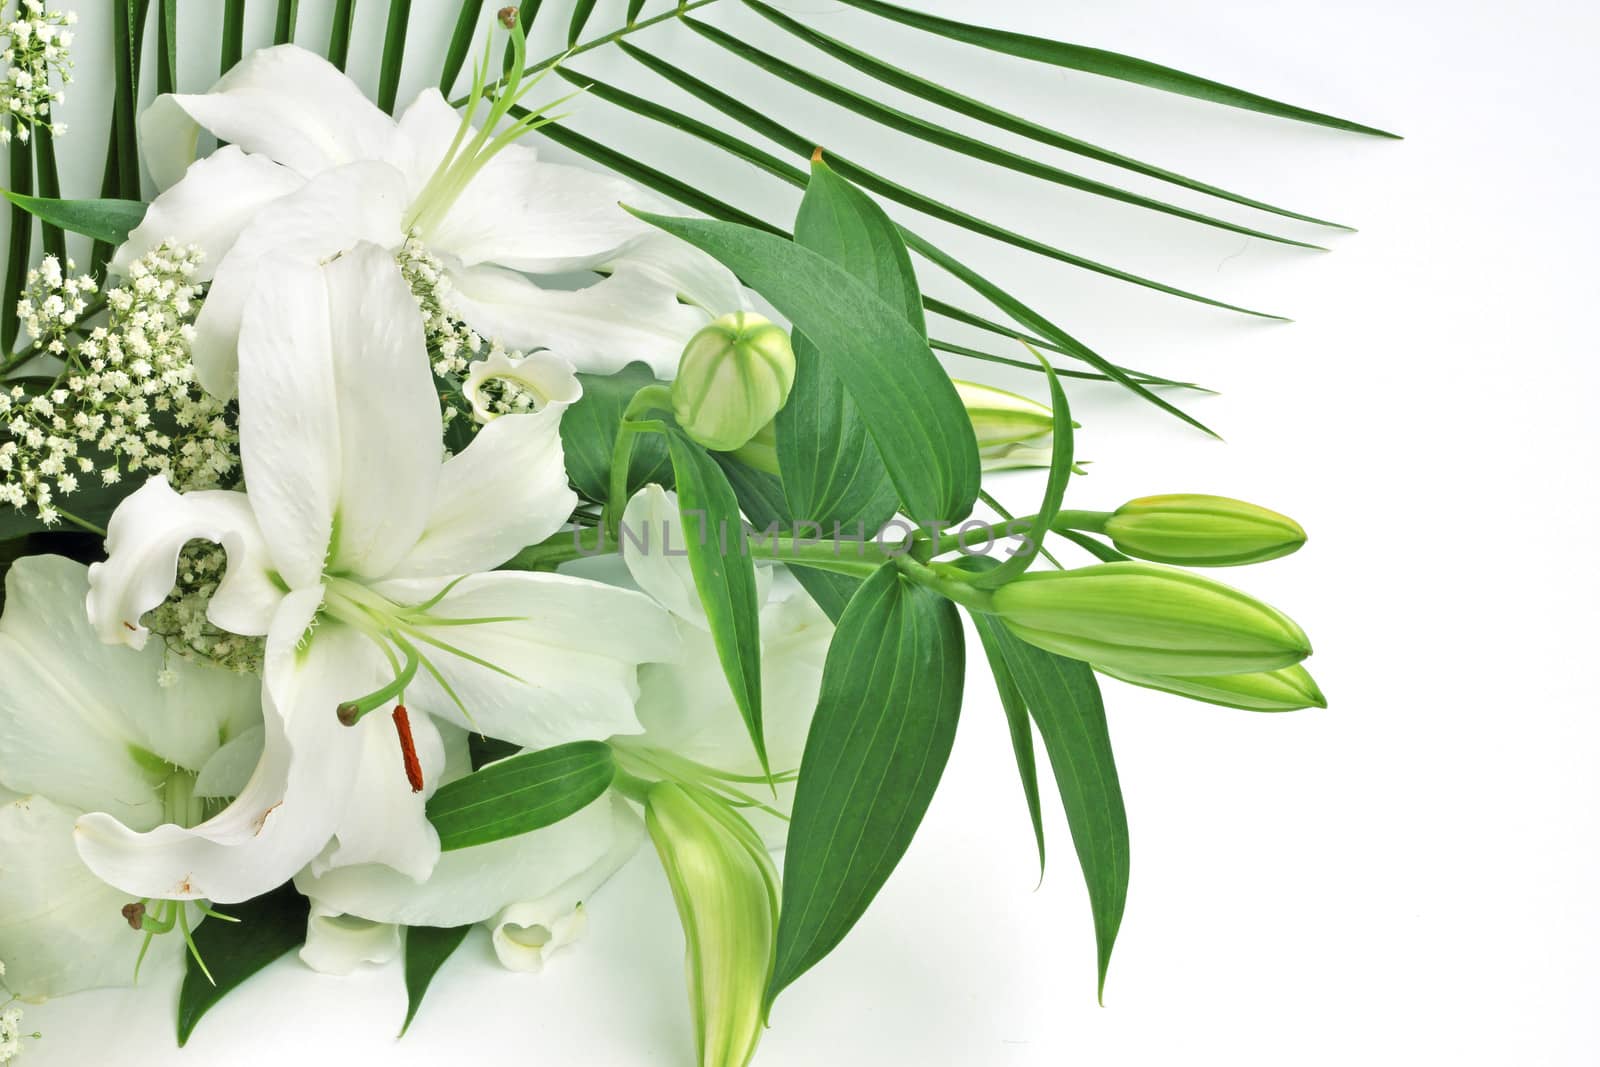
[621,485,772,632]
[298,903,402,976]
[295,793,641,929]
[389,399,577,579]
[141,45,398,184]
[311,707,444,882]
[112,146,304,281]
[491,898,586,973]
[140,94,206,192]
[463,349,582,425]
[445,261,712,377]
[426,155,644,274]
[0,556,259,824]
[193,724,266,799]
[192,161,409,399]
[74,588,363,904]
[86,478,280,650]
[602,230,749,317]
[370,571,678,749]
[0,795,184,998]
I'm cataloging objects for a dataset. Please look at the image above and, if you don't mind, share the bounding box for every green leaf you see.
[467,732,521,771]
[615,44,1283,320]
[631,210,981,524]
[665,428,768,774]
[327,0,357,71]
[1058,528,1130,563]
[440,0,487,93]
[626,0,647,23]
[560,362,674,503]
[0,191,148,246]
[970,348,1074,587]
[273,0,299,44]
[769,563,965,1007]
[567,0,598,46]
[686,17,1323,249]
[219,0,245,74]
[155,0,178,94]
[742,0,1349,229]
[835,0,1399,138]
[2,141,32,354]
[989,627,1128,1002]
[973,612,1046,877]
[400,925,472,1037]
[378,0,414,114]
[427,741,615,851]
[715,457,860,624]
[176,884,310,1047]
[32,123,66,263]
[777,157,905,535]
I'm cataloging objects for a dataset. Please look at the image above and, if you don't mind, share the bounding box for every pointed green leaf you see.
[625,0,647,23]
[2,141,32,353]
[613,45,1284,320]
[560,362,674,503]
[567,0,598,46]
[835,0,1398,138]
[742,0,1349,228]
[665,428,768,774]
[769,563,965,1007]
[219,0,245,74]
[327,0,357,71]
[427,740,615,850]
[686,17,1323,249]
[177,884,310,1046]
[631,210,981,523]
[440,1,487,92]
[400,925,472,1037]
[378,0,413,113]
[973,613,1046,876]
[989,627,1128,1001]
[273,0,299,44]
[31,126,66,262]
[0,191,148,246]
[155,0,178,95]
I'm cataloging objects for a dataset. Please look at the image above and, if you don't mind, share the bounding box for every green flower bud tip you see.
[1098,663,1326,712]
[729,418,779,475]
[993,561,1312,677]
[1096,494,1306,567]
[646,783,779,1067]
[672,312,796,452]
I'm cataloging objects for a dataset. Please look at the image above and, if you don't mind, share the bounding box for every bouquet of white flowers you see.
[0,2,1386,1062]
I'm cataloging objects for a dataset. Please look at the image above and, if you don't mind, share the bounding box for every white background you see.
[11,0,1599,1063]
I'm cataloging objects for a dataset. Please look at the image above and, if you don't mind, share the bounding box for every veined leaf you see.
[631,209,982,523]
[616,44,1282,320]
[327,0,357,71]
[769,562,965,1007]
[561,362,674,503]
[742,0,1349,229]
[400,925,473,1037]
[778,157,903,535]
[378,0,414,114]
[835,0,1398,138]
[0,191,148,246]
[973,611,1046,876]
[176,884,309,1046]
[666,428,768,775]
[427,741,615,850]
[715,457,860,624]
[686,17,1323,250]
[990,627,1128,1002]
[440,0,487,93]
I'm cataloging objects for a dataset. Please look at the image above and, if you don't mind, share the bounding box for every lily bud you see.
[1097,494,1306,567]
[671,312,796,451]
[952,378,1084,473]
[729,419,780,475]
[646,783,779,1067]
[992,562,1312,676]
[1097,663,1326,712]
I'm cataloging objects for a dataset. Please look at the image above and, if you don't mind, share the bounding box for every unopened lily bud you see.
[954,379,1053,447]
[1094,494,1306,567]
[646,783,778,1067]
[992,562,1312,676]
[1098,663,1326,712]
[729,419,780,475]
[671,312,795,452]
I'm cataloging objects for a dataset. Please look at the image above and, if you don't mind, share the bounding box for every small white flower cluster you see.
[0,960,36,1064]
[145,540,265,676]
[395,236,542,425]
[0,0,75,145]
[0,245,239,526]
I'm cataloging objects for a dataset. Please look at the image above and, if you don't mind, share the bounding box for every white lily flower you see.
[114,43,746,398]
[0,556,261,998]
[76,243,678,905]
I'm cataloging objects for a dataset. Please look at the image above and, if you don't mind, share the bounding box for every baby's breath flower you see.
[144,540,265,675]
[0,0,74,145]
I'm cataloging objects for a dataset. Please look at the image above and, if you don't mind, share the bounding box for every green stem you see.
[896,555,998,613]
[53,508,109,537]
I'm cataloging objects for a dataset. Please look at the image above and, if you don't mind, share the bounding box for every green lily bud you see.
[646,782,779,1067]
[1097,663,1326,712]
[992,562,1312,676]
[1093,494,1306,567]
[671,312,796,452]
[729,418,779,475]
[952,378,1085,473]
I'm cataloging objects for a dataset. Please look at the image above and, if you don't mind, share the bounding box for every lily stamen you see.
[392,705,425,793]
